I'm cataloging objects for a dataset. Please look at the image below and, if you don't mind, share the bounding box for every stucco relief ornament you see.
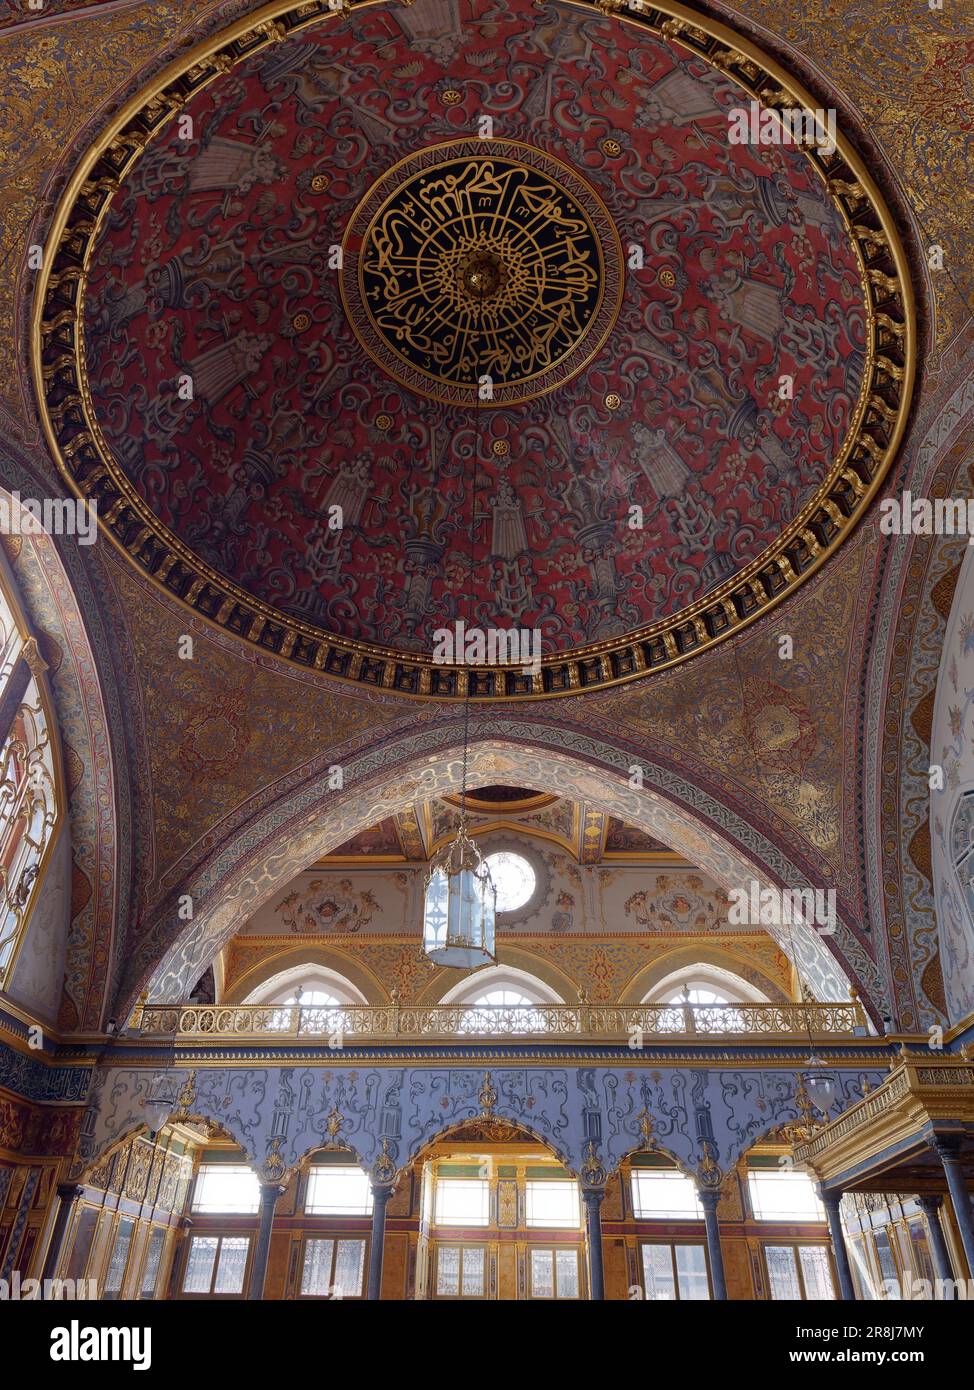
[260,1136,287,1183]
[776,1074,826,1145]
[171,1071,197,1121]
[372,1138,398,1189]
[479,1071,498,1119]
[580,1140,607,1190]
[697,1139,722,1189]
[635,1106,656,1150]
[322,1107,345,1149]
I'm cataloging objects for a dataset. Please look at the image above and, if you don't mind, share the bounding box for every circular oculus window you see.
[484,851,537,914]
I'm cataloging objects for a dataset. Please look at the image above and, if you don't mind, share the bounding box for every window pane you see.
[192,1165,260,1214]
[183,1236,218,1293]
[213,1237,250,1294]
[675,1244,710,1300]
[848,1236,878,1300]
[434,1179,490,1227]
[872,1230,901,1299]
[748,1171,824,1221]
[766,1245,802,1300]
[436,1246,460,1296]
[140,1229,166,1299]
[555,1249,580,1299]
[530,1248,554,1298]
[525,1181,580,1228]
[632,1170,702,1219]
[301,1239,335,1296]
[461,1246,486,1297]
[908,1218,934,1289]
[333,1240,366,1298]
[641,1244,677,1300]
[103,1220,133,1298]
[798,1246,835,1300]
[305,1166,373,1216]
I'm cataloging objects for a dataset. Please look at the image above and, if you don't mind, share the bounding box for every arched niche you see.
[123,731,875,1024]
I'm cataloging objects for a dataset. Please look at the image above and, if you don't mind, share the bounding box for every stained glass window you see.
[798,1245,835,1299]
[765,1245,802,1300]
[102,1220,134,1299]
[139,1228,166,1299]
[300,1238,366,1298]
[529,1247,580,1299]
[640,1243,710,1300]
[182,1235,251,1296]
[182,1237,218,1294]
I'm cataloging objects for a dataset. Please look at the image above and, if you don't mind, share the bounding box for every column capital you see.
[581,1185,606,1206]
[698,1187,721,1212]
[371,1182,395,1203]
[918,1194,944,1214]
[55,1182,84,1203]
[257,1180,287,1204]
[931,1133,964,1162]
[815,1184,844,1212]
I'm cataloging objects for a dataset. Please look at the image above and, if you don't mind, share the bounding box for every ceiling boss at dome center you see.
[341,142,622,404]
[35,0,913,700]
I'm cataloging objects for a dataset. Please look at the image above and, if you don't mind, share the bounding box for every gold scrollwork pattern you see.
[136,999,868,1040]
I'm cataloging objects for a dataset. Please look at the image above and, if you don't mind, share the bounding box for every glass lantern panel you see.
[423,868,450,953]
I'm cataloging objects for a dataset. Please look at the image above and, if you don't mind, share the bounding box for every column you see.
[932,1138,974,1276]
[918,1195,954,1286]
[367,1184,393,1301]
[818,1187,856,1301]
[582,1188,606,1300]
[41,1183,83,1283]
[248,1182,284,1299]
[698,1189,727,1300]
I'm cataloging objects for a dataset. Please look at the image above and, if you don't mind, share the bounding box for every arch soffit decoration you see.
[0,477,130,1033]
[126,728,882,1023]
[863,343,974,1030]
[928,543,974,1024]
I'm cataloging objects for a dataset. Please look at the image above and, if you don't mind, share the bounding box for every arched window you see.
[242,967,367,1033]
[642,966,767,1032]
[440,966,561,1034]
[0,562,61,987]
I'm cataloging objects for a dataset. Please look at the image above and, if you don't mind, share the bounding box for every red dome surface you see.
[83,0,867,657]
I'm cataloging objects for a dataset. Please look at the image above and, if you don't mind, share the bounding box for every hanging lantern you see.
[423,819,496,968]
[142,1073,174,1136]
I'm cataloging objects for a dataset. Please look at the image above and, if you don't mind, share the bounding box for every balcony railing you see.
[136,1000,869,1043]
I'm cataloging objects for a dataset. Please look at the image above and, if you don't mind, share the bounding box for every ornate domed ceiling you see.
[37,0,912,699]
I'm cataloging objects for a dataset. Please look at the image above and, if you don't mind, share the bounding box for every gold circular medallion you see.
[340,139,623,407]
[604,392,621,410]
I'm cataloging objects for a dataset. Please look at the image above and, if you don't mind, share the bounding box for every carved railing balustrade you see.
[136,999,869,1043]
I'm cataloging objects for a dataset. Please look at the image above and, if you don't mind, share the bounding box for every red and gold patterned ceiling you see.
[40,0,912,699]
